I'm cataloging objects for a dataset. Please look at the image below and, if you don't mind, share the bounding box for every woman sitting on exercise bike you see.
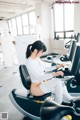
[26,40,73,104]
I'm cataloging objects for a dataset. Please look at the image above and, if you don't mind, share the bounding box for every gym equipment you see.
[40,98,80,120]
[60,40,76,62]
[40,53,58,63]
[9,64,80,120]
[41,33,80,64]
[58,32,80,62]
[41,39,77,63]
[76,33,80,42]
[66,43,80,95]
[9,89,80,120]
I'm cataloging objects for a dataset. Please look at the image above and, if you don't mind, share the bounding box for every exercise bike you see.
[9,64,80,120]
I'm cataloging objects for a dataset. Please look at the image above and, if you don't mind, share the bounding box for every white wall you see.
[50,39,68,54]
[74,1,80,33]
[35,2,52,54]
[15,35,33,65]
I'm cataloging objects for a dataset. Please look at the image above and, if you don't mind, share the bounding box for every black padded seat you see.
[19,65,51,101]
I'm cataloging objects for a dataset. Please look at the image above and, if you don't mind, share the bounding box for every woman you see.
[26,40,72,104]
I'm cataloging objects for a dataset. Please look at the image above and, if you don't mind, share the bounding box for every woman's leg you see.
[40,78,63,104]
[62,85,72,101]
[54,80,63,104]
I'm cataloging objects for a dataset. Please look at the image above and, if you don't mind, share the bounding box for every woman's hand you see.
[52,71,64,77]
[56,71,64,76]
[56,64,64,68]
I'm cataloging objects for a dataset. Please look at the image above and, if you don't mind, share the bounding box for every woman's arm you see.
[43,62,64,73]
[28,65,64,82]
[40,58,64,72]
[35,71,64,81]
[44,66,57,72]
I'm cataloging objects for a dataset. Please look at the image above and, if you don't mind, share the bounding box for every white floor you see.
[0,66,28,120]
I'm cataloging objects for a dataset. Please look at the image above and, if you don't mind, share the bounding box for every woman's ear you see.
[34,49,38,53]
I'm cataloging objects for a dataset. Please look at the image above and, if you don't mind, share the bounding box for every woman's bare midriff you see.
[30,82,45,96]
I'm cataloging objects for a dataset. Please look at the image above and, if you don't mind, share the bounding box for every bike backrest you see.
[19,65,31,90]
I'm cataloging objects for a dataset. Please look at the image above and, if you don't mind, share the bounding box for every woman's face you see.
[37,50,43,57]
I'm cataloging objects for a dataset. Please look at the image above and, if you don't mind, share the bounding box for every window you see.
[64,4,74,31]
[8,20,12,34]
[16,16,23,35]
[8,10,36,36]
[29,11,36,34]
[22,13,29,34]
[54,4,63,31]
[53,3,74,40]
[11,18,17,36]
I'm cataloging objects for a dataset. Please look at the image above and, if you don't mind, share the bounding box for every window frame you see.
[53,4,74,40]
[7,10,36,36]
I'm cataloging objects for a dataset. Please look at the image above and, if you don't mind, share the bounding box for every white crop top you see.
[26,57,56,83]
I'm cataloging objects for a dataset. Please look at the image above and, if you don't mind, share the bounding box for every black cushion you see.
[19,65,31,90]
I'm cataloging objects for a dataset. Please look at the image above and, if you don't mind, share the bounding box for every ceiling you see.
[0,0,54,20]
